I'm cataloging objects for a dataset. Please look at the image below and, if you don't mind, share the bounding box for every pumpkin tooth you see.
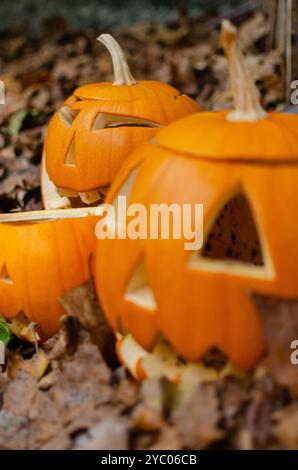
[117,334,235,384]
[58,187,79,198]
[79,191,101,205]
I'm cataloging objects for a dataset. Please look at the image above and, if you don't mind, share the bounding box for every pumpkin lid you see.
[155,20,298,163]
[74,80,183,101]
[0,207,102,225]
[155,110,298,162]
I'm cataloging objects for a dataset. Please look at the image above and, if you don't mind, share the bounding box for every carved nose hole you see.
[0,263,13,284]
[125,258,157,311]
[64,136,76,166]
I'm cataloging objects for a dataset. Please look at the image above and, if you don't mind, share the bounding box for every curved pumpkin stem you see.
[221,20,267,122]
[98,34,136,86]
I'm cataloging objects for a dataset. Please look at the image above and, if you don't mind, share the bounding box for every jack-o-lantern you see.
[93,20,298,377]
[0,208,99,338]
[41,34,200,210]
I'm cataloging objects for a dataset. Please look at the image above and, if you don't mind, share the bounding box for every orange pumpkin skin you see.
[0,216,97,338]
[44,82,200,193]
[93,110,298,372]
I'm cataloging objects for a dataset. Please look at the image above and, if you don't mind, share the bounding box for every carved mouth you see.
[116,333,234,384]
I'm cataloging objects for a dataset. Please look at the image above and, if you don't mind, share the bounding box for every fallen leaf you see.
[132,378,169,431]
[251,293,298,395]
[8,110,29,137]
[274,404,298,450]
[76,418,129,450]
[8,312,40,344]
[61,281,115,366]
[8,349,49,380]
[172,382,223,449]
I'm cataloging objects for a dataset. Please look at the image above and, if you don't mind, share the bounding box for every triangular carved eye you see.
[92,112,160,131]
[64,136,76,166]
[203,193,264,265]
[125,258,157,311]
[0,263,13,284]
[58,106,79,128]
[189,191,274,278]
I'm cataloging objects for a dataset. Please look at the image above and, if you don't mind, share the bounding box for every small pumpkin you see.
[41,34,200,209]
[94,20,298,374]
[0,208,100,338]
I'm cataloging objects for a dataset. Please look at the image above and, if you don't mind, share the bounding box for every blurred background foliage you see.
[0,0,244,33]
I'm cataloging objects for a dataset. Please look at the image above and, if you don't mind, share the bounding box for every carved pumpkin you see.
[0,208,99,338]
[94,21,298,375]
[41,34,200,209]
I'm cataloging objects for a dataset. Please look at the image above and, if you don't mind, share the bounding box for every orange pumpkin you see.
[93,20,298,375]
[41,34,200,209]
[0,208,99,338]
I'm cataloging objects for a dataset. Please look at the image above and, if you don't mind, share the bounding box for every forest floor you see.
[0,5,297,450]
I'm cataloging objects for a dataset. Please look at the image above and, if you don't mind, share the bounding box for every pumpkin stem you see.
[221,20,267,122]
[97,34,136,86]
[0,207,104,224]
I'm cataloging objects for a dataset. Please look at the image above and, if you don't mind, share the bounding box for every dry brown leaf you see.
[2,371,39,418]
[132,378,169,432]
[238,11,270,50]
[8,349,49,380]
[8,312,40,344]
[61,281,115,365]
[148,426,181,450]
[251,293,298,395]
[172,382,223,449]
[245,393,273,449]
[274,404,298,450]
[76,418,129,450]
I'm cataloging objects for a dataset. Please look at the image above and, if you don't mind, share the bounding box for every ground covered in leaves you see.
[0,6,297,450]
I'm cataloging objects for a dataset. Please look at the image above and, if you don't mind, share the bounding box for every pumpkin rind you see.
[45,84,200,193]
[42,34,200,203]
[0,214,97,338]
[155,111,298,162]
[93,22,298,372]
